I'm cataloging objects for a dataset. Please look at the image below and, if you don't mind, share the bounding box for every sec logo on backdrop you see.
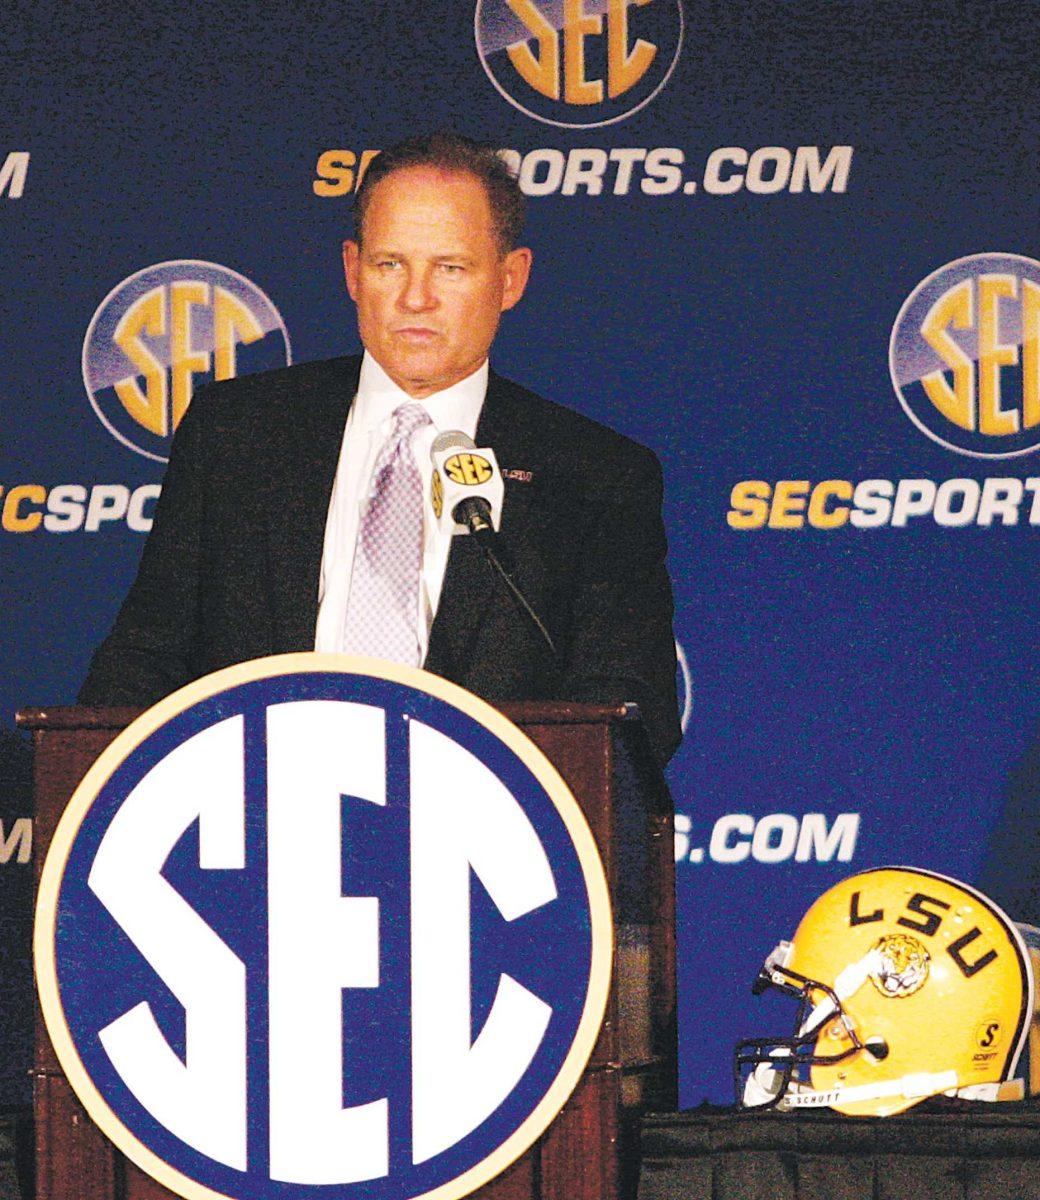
[83,260,291,463]
[890,253,1040,458]
[475,0,683,129]
[35,655,611,1200]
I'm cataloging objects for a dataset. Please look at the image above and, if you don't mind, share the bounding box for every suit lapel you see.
[264,357,361,651]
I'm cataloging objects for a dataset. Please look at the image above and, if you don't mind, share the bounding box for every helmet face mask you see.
[735,945,871,1111]
[734,869,1035,1117]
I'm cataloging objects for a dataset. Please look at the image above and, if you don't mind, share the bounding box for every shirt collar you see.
[354,351,488,437]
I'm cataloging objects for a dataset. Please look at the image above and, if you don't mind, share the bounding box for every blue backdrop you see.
[3,0,1039,1110]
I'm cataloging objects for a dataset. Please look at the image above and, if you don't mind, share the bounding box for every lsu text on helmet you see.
[734,867,1034,1117]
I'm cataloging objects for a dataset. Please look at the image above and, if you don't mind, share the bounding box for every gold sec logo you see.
[890,253,1040,459]
[475,0,683,129]
[83,260,291,463]
[444,453,493,485]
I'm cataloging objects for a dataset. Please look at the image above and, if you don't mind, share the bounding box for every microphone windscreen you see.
[430,429,475,458]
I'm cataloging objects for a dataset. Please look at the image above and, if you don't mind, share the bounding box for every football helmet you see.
[735,867,1034,1116]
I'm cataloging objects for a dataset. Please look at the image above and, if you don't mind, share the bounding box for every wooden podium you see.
[20,701,677,1200]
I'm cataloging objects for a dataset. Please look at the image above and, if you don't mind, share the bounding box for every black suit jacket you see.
[80,356,681,763]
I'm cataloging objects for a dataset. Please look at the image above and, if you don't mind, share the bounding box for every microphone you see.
[429,430,504,540]
[429,430,557,659]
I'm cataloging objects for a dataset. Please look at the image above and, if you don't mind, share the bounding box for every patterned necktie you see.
[342,402,431,665]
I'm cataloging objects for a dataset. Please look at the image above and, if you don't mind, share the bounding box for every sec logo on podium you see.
[35,655,612,1200]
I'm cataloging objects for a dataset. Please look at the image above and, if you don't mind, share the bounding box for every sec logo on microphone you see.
[35,654,612,1200]
[444,453,494,486]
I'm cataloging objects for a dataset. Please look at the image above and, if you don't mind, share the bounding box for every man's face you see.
[343,166,531,398]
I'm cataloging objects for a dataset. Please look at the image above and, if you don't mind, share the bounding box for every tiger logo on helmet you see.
[869,933,930,998]
[735,867,1035,1117]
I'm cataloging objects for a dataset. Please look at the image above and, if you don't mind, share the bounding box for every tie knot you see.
[391,402,431,441]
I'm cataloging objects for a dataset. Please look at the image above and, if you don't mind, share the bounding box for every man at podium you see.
[80,133,681,766]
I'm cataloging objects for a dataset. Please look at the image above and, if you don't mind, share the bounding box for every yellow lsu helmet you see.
[734,867,1034,1117]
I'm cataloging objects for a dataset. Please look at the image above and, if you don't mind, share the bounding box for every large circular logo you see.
[83,260,291,463]
[890,253,1040,459]
[475,0,683,129]
[35,655,611,1200]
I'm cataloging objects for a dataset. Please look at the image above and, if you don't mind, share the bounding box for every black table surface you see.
[638,1102,1040,1200]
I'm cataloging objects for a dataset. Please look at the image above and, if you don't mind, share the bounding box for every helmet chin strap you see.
[744,1064,1026,1111]
[777,1070,958,1108]
[776,1073,1024,1109]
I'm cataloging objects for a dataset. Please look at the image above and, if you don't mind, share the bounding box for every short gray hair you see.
[354,133,525,255]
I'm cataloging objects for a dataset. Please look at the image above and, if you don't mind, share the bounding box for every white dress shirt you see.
[314,352,488,661]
